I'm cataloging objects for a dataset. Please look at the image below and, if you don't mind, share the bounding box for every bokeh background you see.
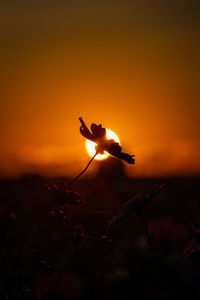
[0,0,200,178]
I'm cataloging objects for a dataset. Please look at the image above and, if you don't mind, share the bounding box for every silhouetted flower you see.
[46,182,85,207]
[109,184,164,226]
[49,208,68,223]
[79,117,135,164]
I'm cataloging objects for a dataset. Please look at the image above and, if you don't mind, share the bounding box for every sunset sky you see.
[0,0,200,178]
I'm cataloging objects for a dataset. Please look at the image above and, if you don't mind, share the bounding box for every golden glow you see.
[0,1,200,177]
[86,129,120,160]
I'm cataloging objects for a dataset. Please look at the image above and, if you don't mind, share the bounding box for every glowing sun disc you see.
[86,129,120,160]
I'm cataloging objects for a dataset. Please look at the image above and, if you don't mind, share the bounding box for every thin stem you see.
[20,152,98,240]
[20,199,55,241]
[66,151,98,189]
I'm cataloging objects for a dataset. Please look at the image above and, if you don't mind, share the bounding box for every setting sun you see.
[86,129,120,160]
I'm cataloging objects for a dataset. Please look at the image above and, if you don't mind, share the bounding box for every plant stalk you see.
[21,152,98,240]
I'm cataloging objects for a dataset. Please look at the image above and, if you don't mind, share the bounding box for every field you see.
[0,159,200,299]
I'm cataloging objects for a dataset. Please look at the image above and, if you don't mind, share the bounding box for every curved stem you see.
[66,151,98,189]
[20,199,55,241]
[20,152,98,240]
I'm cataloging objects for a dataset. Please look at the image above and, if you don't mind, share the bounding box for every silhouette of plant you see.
[109,184,164,227]
[1,119,197,299]
[21,118,135,239]
[79,117,135,164]
[46,182,85,208]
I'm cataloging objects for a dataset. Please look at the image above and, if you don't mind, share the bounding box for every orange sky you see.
[0,1,200,178]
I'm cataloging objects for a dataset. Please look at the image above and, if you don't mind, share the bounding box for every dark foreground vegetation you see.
[0,159,200,299]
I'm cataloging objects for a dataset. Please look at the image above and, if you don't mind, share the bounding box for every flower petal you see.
[79,118,135,164]
[79,117,94,141]
[105,141,135,164]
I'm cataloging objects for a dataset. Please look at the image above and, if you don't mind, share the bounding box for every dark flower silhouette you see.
[79,117,135,164]
[109,184,164,226]
[46,182,85,208]
[49,208,68,223]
